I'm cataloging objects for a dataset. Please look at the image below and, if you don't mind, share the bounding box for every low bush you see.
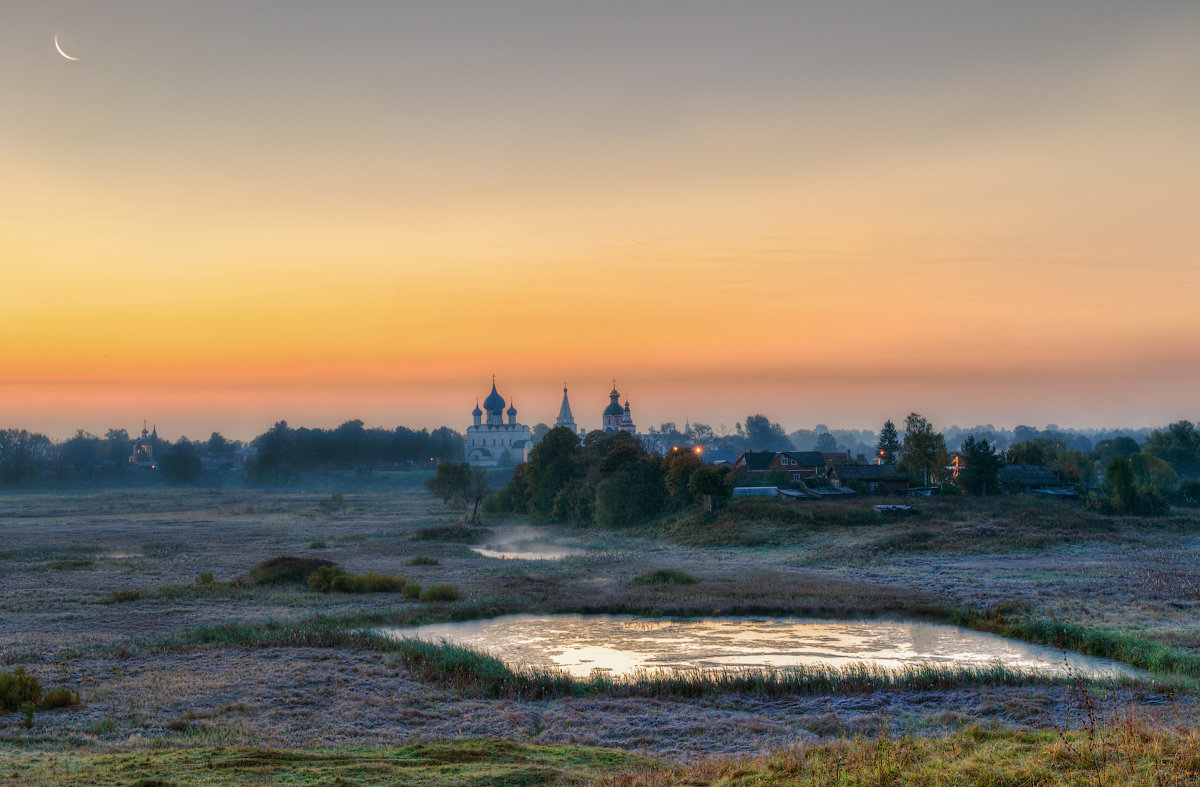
[413,525,492,543]
[307,566,405,594]
[419,584,461,602]
[0,669,41,711]
[47,559,93,570]
[196,572,215,586]
[402,581,422,599]
[108,589,144,603]
[318,493,345,513]
[309,540,327,549]
[633,568,698,586]
[249,556,338,586]
[408,555,439,566]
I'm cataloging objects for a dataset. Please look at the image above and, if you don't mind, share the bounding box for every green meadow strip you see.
[949,609,1200,678]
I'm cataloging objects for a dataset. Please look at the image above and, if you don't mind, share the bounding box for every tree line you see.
[0,420,465,487]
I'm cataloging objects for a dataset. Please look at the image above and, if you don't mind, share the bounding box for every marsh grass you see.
[408,555,439,566]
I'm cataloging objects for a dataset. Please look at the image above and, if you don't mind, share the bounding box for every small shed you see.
[731,486,779,498]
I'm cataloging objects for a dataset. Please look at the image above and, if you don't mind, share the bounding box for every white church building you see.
[465,378,533,467]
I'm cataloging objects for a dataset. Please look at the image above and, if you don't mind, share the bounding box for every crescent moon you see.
[54,34,80,61]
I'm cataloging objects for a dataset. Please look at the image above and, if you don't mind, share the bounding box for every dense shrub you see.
[419,584,461,602]
[408,555,438,566]
[402,581,422,599]
[0,669,41,711]
[108,589,145,603]
[634,568,698,586]
[249,556,338,585]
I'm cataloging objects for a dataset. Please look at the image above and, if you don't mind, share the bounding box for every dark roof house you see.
[732,451,777,472]
[828,464,910,493]
[997,464,1066,491]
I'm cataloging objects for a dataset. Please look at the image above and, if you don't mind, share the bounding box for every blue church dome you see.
[483,381,506,413]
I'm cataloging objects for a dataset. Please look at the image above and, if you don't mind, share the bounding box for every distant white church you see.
[602,382,637,434]
[465,378,533,467]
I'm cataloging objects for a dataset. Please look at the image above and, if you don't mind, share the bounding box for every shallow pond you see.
[381,614,1140,679]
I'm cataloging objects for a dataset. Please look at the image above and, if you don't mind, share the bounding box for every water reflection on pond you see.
[381,614,1139,679]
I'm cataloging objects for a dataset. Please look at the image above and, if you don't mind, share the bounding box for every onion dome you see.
[472,400,482,417]
[507,401,518,417]
[482,380,506,413]
[604,400,625,417]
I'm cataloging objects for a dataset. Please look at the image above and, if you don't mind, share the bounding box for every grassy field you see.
[2,487,1199,782]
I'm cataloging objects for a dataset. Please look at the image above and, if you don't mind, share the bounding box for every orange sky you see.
[3,3,1199,439]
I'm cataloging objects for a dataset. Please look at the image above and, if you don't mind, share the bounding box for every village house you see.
[828,464,910,494]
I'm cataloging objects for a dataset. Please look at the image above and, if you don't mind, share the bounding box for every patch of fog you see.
[469,525,589,561]
[381,614,1143,680]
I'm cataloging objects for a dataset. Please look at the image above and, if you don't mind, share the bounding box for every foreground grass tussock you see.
[0,740,645,786]
[607,715,1200,786]
[5,718,1200,785]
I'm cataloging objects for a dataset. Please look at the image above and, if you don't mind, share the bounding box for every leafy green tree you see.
[1094,436,1140,463]
[1129,452,1178,494]
[664,448,706,509]
[876,420,900,464]
[898,413,947,486]
[687,465,729,498]
[1005,440,1051,467]
[1051,448,1097,495]
[1103,457,1138,512]
[594,444,664,528]
[207,432,232,454]
[1142,421,1200,476]
[815,431,838,453]
[424,461,471,504]
[524,427,586,520]
[958,435,1003,495]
